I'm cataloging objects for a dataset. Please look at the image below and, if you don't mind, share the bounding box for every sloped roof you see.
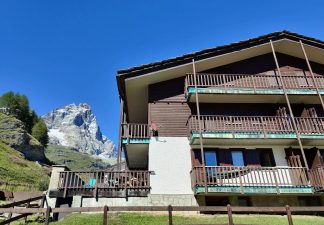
[117,30,324,79]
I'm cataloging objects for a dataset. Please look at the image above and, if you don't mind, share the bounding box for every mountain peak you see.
[42,103,117,164]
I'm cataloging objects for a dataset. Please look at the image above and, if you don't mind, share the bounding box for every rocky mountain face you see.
[0,113,47,163]
[42,103,117,164]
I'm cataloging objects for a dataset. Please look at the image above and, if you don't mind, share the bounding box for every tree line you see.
[0,91,49,147]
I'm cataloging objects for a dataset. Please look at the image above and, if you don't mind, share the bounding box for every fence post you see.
[227,204,233,225]
[40,194,46,208]
[285,205,293,225]
[168,205,173,225]
[44,207,51,225]
[24,200,31,223]
[103,205,108,225]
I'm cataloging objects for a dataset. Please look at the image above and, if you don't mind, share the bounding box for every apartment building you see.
[48,31,324,208]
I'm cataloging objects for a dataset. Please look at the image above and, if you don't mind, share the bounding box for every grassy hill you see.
[45,145,111,171]
[0,141,50,192]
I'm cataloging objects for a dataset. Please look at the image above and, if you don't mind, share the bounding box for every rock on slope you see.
[0,113,47,162]
[42,103,117,164]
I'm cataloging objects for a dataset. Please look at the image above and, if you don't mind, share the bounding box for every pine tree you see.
[31,118,49,147]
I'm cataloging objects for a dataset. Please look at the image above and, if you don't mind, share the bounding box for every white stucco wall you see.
[272,146,288,166]
[149,137,193,195]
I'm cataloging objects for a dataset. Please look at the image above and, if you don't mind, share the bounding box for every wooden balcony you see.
[121,123,150,144]
[50,170,151,198]
[191,166,312,194]
[185,73,324,103]
[187,115,324,145]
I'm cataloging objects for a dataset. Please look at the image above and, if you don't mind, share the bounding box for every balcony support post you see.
[270,40,309,170]
[299,40,324,113]
[192,58,208,193]
[117,98,124,170]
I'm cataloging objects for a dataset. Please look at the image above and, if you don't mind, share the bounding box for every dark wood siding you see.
[150,102,191,137]
[149,77,186,102]
[204,53,324,76]
[149,77,191,137]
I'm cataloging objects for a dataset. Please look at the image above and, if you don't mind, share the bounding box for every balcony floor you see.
[190,132,324,146]
[195,185,313,195]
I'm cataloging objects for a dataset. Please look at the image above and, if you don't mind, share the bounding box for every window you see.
[258,149,275,167]
[245,149,275,167]
[231,151,244,166]
[204,151,217,166]
[193,148,275,167]
[193,150,202,166]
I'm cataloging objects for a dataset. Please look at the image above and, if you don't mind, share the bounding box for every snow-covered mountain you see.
[42,103,117,164]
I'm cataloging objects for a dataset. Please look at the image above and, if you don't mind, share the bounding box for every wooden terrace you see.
[191,166,316,195]
[50,170,151,198]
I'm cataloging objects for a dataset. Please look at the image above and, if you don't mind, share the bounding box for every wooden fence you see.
[2,204,324,225]
[0,194,45,225]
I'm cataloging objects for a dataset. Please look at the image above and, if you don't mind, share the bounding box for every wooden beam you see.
[192,59,208,193]
[299,40,324,113]
[270,40,309,170]
[117,98,124,170]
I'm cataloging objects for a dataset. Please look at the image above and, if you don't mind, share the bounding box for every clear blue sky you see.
[0,0,323,144]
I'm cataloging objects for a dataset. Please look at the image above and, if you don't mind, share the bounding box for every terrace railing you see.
[295,117,324,134]
[185,73,324,94]
[121,123,150,141]
[187,115,295,137]
[191,166,309,191]
[309,166,324,192]
[58,170,151,197]
[188,115,324,138]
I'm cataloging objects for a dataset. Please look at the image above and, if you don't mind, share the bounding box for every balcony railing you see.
[191,166,310,193]
[188,115,324,138]
[121,123,150,140]
[57,170,151,197]
[185,73,324,94]
[309,166,324,192]
[295,117,324,134]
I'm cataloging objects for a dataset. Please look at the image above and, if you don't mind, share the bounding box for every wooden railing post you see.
[94,171,99,199]
[44,207,51,225]
[103,205,108,225]
[168,205,173,225]
[227,204,234,225]
[285,205,293,225]
[273,168,280,194]
[63,172,69,198]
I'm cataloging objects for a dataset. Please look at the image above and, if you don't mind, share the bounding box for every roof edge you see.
[117,30,324,79]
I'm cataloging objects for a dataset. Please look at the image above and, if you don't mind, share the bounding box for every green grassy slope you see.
[11,213,324,225]
[45,145,110,171]
[0,141,50,192]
